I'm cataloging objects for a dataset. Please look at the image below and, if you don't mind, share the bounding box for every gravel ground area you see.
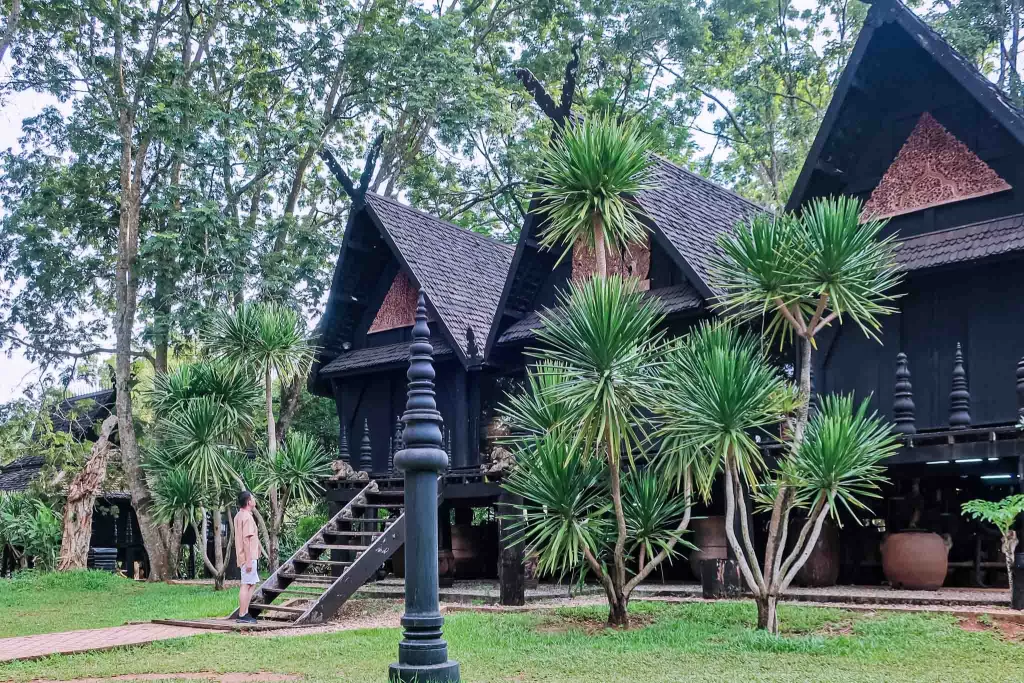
[357,578,1010,607]
[248,600,405,637]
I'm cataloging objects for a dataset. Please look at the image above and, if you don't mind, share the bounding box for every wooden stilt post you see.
[497,491,525,606]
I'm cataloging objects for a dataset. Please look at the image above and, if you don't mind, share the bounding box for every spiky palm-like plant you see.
[152,465,236,591]
[962,495,1024,595]
[204,302,315,455]
[502,435,609,581]
[531,114,654,278]
[656,322,898,633]
[498,361,576,441]
[709,196,901,632]
[260,431,332,564]
[621,469,694,575]
[503,275,683,626]
[711,196,902,443]
[147,358,262,588]
[204,302,315,570]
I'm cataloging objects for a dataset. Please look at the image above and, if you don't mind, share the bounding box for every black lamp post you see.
[389,290,460,683]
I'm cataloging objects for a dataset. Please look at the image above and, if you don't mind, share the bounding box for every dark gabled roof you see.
[636,157,763,299]
[485,157,762,355]
[895,214,1024,270]
[364,193,514,365]
[497,283,704,345]
[0,456,45,492]
[787,0,1024,212]
[49,389,116,438]
[320,336,453,377]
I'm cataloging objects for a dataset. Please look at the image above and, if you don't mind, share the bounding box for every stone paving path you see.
[0,624,206,663]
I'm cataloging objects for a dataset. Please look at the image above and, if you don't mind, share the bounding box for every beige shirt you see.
[234,509,259,568]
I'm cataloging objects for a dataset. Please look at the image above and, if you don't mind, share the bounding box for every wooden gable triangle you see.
[369,270,435,333]
[862,112,1011,220]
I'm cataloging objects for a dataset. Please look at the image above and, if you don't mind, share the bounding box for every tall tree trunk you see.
[58,415,119,570]
[113,49,174,578]
[275,376,302,445]
[212,508,225,591]
[756,595,779,634]
[593,215,608,279]
[265,366,281,570]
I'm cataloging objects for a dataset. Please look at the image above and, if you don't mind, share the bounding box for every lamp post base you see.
[388,660,460,683]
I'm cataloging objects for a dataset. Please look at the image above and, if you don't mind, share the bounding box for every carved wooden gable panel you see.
[862,112,1011,220]
[369,271,418,333]
[571,235,651,290]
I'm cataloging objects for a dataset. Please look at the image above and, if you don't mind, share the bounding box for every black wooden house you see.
[310,0,1024,592]
[778,0,1024,585]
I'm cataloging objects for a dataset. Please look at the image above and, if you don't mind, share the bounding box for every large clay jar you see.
[794,520,840,587]
[881,531,948,590]
[689,516,729,578]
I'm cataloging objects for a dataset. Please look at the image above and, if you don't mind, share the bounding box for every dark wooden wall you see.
[330,360,483,471]
[816,256,1024,429]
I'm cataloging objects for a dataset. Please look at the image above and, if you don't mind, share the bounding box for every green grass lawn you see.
[0,570,237,637]
[1,572,1022,682]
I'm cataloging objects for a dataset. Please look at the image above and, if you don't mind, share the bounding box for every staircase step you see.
[278,572,333,582]
[333,517,390,526]
[298,558,354,567]
[264,587,326,597]
[258,613,300,622]
[322,530,383,537]
[308,544,369,552]
[367,490,405,498]
[250,603,307,615]
[352,504,404,510]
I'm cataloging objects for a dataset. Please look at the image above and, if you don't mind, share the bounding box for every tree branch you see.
[723,461,764,596]
[1,332,154,364]
[780,501,830,592]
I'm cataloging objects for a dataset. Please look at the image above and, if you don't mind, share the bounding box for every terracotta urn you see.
[881,531,949,590]
[794,520,840,587]
[689,516,729,578]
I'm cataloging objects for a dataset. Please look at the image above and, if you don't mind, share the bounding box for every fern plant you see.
[962,494,1024,594]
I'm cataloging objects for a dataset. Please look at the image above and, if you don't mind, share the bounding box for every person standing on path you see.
[234,490,261,624]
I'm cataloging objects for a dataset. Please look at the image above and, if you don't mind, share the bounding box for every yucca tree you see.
[710,196,901,630]
[656,322,898,633]
[531,114,655,278]
[502,436,693,610]
[498,361,576,441]
[148,362,261,488]
[147,359,262,585]
[259,431,333,568]
[503,275,689,626]
[502,435,609,581]
[204,302,315,455]
[962,495,1024,595]
[710,196,902,444]
[152,466,236,591]
[204,302,316,570]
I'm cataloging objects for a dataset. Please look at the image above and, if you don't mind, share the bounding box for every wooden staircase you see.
[230,479,412,626]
